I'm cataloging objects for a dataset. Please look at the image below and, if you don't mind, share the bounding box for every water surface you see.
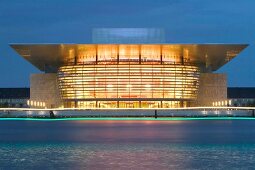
[1,118,255,169]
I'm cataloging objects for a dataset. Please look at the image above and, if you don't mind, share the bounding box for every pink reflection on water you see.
[69,120,189,143]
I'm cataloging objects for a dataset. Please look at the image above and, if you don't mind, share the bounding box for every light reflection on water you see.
[1,143,255,170]
[1,120,255,169]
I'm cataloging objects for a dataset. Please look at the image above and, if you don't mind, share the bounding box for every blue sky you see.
[0,0,254,87]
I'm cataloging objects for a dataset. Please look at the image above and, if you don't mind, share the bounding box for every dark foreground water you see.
[1,118,255,169]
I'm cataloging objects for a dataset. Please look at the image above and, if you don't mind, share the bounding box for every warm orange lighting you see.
[63,44,201,65]
[58,64,199,108]
[56,44,202,108]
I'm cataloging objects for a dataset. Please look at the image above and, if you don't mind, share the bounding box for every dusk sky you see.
[0,0,255,87]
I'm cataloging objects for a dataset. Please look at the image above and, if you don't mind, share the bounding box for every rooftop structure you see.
[0,88,30,99]
[227,87,255,107]
[92,28,166,43]
[0,88,30,108]
[228,87,255,99]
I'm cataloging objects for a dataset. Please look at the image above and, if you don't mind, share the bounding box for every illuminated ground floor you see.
[64,100,191,108]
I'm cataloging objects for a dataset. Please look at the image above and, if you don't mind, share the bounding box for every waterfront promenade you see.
[0,107,254,118]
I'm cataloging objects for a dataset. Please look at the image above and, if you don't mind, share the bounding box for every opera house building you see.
[11,28,248,109]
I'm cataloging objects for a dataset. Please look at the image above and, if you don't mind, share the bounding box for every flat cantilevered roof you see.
[10,44,248,72]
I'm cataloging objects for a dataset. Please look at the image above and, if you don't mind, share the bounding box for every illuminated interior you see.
[65,45,190,65]
[58,45,200,108]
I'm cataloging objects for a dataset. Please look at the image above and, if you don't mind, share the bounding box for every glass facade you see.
[58,45,200,108]
[65,45,191,65]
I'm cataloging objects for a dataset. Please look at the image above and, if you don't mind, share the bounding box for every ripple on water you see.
[1,143,255,170]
